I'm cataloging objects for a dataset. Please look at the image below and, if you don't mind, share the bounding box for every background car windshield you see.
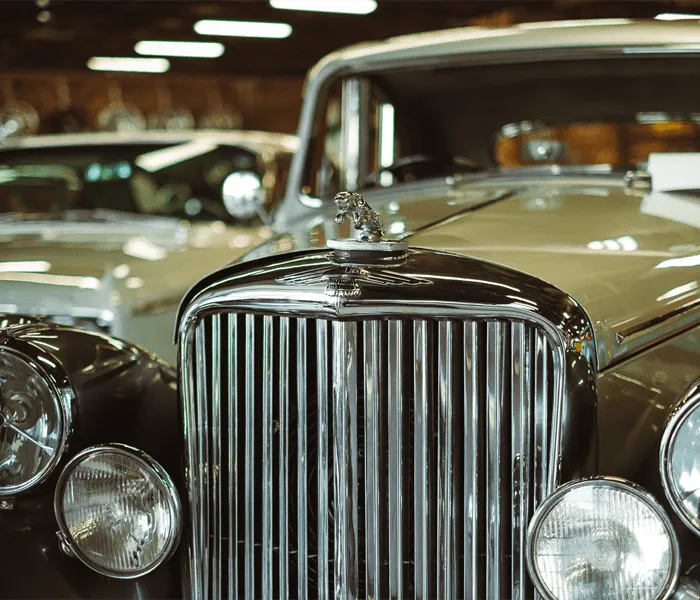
[0,142,261,221]
[343,56,700,186]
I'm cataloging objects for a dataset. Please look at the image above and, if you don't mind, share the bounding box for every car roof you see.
[0,129,299,154]
[308,19,700,82]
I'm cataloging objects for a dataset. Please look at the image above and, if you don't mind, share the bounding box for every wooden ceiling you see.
[2,0,700,77]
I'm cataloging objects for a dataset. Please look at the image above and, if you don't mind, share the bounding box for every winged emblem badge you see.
[276,264,431,297]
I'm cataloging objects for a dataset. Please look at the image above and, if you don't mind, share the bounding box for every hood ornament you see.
[328,191,408,255]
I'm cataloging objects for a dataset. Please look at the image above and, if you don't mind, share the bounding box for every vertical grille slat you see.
[316,320,330,600]
[387,320,404,600]
[262,316,274,599]
[297,319,309,600]
[279,317,290,600]
[363,321,381,599]
[463,321,480,599]
[186,313,562,600]
[227,314,238,600]
[437,321,456,600]
[195,321,210,599]
[211,315,222,600]
[413,319,431,600]
[244,314,255,600]
[486,322,506,599]
[332,322,359,600]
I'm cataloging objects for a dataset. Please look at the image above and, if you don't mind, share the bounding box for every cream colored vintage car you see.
[0,130,297,363]
[2,18,700,600]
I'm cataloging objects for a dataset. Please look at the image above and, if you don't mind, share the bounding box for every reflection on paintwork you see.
[0,261,50,273]
[0,273,100,289]
[658,282,699,302]
[122,238,167,261]
[112,264,130,279]
[656,255,700,269]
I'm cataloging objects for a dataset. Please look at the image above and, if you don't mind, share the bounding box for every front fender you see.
[0,318,182,599]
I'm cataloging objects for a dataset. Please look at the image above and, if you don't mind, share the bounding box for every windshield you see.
[0,142,278,223]
[307,55,700,198]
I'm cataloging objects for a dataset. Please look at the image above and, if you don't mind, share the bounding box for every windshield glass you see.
[308,55,700,197]
[0,142,275,222]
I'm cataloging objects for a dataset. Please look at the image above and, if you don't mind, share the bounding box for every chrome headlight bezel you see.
[660,378,700,536]
[54,443,182,579]
[526,476,681,600]
[0,332,77,496]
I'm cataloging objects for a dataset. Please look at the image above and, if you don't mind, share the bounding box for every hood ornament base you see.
[329,191,407,256]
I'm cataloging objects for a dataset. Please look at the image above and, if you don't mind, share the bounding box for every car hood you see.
[395,179,699,367]
[0,216,269,317]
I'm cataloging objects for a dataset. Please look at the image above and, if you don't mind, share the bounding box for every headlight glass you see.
[0,347,66,494]
[55,444,181,578]
[527,478,679,600]
[660,384,700,536]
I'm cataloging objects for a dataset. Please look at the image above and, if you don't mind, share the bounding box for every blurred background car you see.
[0,130,297,362]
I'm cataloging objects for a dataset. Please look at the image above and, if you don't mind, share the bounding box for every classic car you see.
[3,17,700,600]
[0,129,298,363]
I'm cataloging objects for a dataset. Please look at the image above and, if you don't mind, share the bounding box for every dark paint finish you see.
[0,317,181,599]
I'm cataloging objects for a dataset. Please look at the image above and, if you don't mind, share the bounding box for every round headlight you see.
[54,444,182,578]
[660,381,700,536]
[527,478,679,600]
[0,346,72,495]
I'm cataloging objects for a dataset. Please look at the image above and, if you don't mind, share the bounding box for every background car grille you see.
[184,313,558,599]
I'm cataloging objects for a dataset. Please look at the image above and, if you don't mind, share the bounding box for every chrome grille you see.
[184,314,558,599]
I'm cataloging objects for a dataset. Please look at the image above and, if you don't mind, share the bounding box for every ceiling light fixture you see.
[269,0,377,15]
[655,13,700,20]
[194,19,292,39]
[134,40,225,58]
[87,57,170,73]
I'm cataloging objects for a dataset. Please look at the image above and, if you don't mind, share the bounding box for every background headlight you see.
[54,444,181,579]
[527,478,679,600]
[0,346,72,495]
[660,381,700,536]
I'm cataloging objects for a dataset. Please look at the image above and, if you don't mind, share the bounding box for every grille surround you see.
[178,249,598,600]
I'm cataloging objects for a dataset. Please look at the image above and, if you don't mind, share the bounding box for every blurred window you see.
[0,141,281,223]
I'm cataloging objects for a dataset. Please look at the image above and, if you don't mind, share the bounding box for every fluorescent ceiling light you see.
[135,40,224,58]
[87,57,170,73]
[194,19,292,39]
[655,13,700,20]
[269,0,377,15]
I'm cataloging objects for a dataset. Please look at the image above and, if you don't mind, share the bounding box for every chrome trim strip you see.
[413,319,430,600]
[463,321,479,598]
[388,319,403,599]
[317,320,330,600]
[196,322,210,599]
[332,321,359,599]
[437,320,456,600]
[244,314,255,600]
[363,320,381,598]
[227,314,238,600]
[534,332,548,507]
[211,315,222,600]
[511,322,527,600]
[297,318,309,600]
[486,322,504,599]
[262,316,274,598]
[279,317,290,600]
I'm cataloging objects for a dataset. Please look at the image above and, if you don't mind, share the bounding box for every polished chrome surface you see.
[178,248,596,599]
[184,315,562,599]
